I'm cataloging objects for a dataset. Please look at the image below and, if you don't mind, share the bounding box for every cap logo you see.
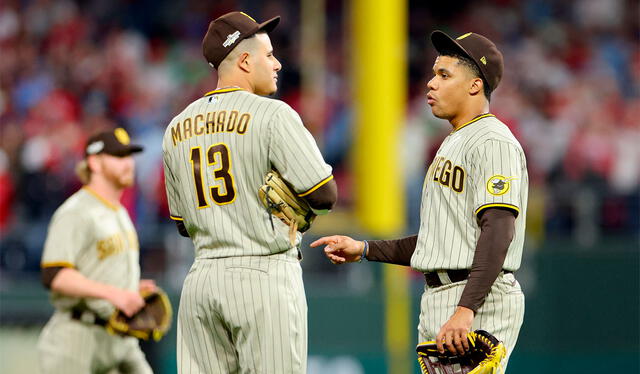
[457,32,472,40]
[114,128,130,145]
[223,31,241,47]
[480,56,487,65]
[87,141,104,155]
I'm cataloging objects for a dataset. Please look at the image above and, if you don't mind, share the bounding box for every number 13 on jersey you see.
[189,143,237,208]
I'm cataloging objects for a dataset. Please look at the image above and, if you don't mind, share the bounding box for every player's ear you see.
[86,154,102,174]
[237,52,251,73]
[469,77,483,96]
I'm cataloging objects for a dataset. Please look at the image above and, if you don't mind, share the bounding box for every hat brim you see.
[110,145,144,157]
[128,145,144,154]
[430,30,472,61]
[258,16,280,33]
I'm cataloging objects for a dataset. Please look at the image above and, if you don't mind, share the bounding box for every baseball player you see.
[37,128,156,374]
[162,12,337,374]
[312,31,528,370]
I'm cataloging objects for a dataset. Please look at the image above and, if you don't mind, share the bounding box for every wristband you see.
[358,240,368,262]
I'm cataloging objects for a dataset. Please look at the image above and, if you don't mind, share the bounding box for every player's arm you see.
[458,207,515,311]
[435,208,515,355]
[268,104,336,213]
[458,140,524,311]
[42,266,144,317]
[174,220,189,237]
[40,210,144,317]
[310,234,417,266]
[163,152,189,237]
[301,178,337,214]
[365,235,417,266]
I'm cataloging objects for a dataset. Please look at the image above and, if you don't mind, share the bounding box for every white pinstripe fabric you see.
[178,249,306,374]
[411,115,528,272]
[41,189,141,315]
[162,90,332,258]
[37,312,152,374]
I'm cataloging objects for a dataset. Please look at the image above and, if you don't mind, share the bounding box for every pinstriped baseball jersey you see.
[162,88,332,259]
[40,187,140,317]
[411,114,528,272]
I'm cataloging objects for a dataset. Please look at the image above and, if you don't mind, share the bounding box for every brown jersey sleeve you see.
[302,178,337,211]
[458,208,516,312]
[365,235,418,266]
[42,266,65,289]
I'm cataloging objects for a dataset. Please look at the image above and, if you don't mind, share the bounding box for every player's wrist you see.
[455,305,476,317]
[358,240,368,262]
[100,284,123,303]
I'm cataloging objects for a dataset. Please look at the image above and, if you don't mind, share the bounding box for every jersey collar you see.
[82,186,121,211]
[203,87,244,97]
[452,113,495,133]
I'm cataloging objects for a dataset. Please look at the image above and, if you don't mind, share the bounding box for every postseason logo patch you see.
[486,175,517,196]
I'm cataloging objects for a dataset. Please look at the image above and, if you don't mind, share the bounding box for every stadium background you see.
[0,0,638,373]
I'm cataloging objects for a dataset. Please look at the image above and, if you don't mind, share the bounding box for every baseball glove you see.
[106,288,172,341]
[416,330,506,374]
[258,170,315,245]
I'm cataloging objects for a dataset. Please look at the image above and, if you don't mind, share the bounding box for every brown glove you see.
[416,330,507,374]
[258,170,315,245]
[106,288,173,341]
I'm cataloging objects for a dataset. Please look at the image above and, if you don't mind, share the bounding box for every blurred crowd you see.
[0,0,638,275]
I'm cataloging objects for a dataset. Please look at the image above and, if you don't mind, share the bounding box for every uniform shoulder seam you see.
[52,193,93,219]
[467,134,521,154]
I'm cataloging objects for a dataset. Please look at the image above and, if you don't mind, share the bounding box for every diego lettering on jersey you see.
[428,156,465,193]
[96,231,138,260]
[171,110,251,146]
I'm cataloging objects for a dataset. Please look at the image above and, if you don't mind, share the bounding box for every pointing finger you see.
[310,236,340,247]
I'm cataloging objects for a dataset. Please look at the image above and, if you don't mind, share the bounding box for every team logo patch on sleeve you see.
[486,175,516,196]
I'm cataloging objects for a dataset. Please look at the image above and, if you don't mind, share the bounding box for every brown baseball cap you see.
[85,128,143,157]
[430,30,504,92]
[202,11,280,69]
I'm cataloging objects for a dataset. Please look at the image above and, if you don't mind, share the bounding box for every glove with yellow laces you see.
[416,330,506,374]
[258,170,315,245]
[106,288,172,341]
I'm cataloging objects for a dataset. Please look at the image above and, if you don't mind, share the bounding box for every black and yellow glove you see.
[107,288,172,341]
[416,330,506,374]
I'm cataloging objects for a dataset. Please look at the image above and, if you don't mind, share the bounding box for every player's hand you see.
[108,289,145,317]
[310,235,365,264]
[436,306,475,355]
[139,279,158,294]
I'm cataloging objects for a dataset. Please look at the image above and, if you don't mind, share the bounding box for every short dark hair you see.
[441,51,492,101]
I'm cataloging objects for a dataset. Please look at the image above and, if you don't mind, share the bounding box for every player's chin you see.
[268,82,278,96]
[430,106,446,119]
[256,84,277,96]
[119,176,135,188]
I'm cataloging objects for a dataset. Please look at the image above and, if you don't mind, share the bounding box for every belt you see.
[424,269,513,288]
[70,308,109,327]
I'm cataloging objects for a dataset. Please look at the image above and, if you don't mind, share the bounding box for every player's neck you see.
[216,76,252,93]
[85,178,124,207]
[450,100,490,130]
